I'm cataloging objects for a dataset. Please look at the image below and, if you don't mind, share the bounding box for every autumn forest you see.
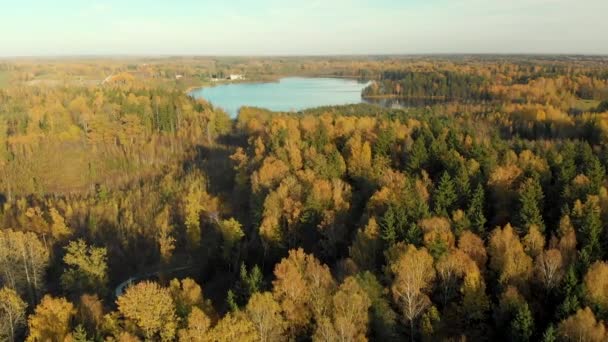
[2,55,608,341]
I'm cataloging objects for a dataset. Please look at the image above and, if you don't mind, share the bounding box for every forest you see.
[2,56,608,341]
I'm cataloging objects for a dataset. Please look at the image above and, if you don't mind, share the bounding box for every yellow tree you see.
[390,245,436,341]
[558,307,607,342]
[584,261,608,311]
[314,276,372,342]
[345,133,372,179]
[26,295,75,342]
[61,239,108,295]
[349,217,382,271]
[488,224,533,289]
[245,292,286,342]
[458,231,487,271]
[0,287,27,342]
[207,312,257,342]
[49,208,71,241]
[218,218,244,265]
[169,278,214,320]
[177,307,212,342]
[272,248,335,336]
[184,183,205,251]
[116,281,177,341]
[155,206,175,264]
[0,229,50,302]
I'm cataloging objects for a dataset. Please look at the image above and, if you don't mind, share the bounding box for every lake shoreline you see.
[187,74,366,95]
[189,76,370,117]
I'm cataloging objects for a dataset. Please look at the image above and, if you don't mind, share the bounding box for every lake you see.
[189,77,370,117]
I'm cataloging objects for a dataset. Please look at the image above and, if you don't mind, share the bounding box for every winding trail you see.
[114,265,193,298]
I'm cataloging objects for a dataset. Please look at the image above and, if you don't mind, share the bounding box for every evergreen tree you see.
[586,158,605,195]
[467,184,487,236]
[381,206,398,246]
[511,303,534,342]
[541,325,556,342]
[455,164,471,208]
[433,171,457,217]
[517,177,545,233]
[578,199,603,267]
[226,290,239,312]
[72,325,91,342]
[557,265,581,319]
[407,138,428,172]
[234,263,264,305]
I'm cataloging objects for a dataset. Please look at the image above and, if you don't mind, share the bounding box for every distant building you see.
[228,74,244,80]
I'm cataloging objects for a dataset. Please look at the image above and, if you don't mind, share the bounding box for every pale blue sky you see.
[1,0,607,56]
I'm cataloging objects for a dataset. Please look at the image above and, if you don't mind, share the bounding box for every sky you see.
[1,0,607,56]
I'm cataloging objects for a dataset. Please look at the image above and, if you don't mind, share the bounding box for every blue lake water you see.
[189,77,370,117]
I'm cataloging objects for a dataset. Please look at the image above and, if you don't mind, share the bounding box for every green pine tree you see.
[579,199,603,266]
[467,184,487,236]
[511,303,534,342]
[541,325,557,342]
[381,206,398,246]
[407,137,429,172]
[517,177,545,233]
[434,171,457,217]
[72,325,91,342]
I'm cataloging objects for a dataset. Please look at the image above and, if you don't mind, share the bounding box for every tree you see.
[177,307,212,342]
[488,224,533,289]
[511,302,534,342]
[168,278,213,320]
[184,183,205,251]
[577,197,603,267]
[49,208,72,241]
[355,271,398,341]
[116,281,177,341]
[207,312,257,342]
[380,205,398,247]
[458,231,487,271]
[235,263,264,306]
[26,295,75,342]
[541,325,557,342]
[407,137,429,172]
[467,184,487,236]
[557,307,607,342]
[419,217,455,260]
[245,292,286,342]
[522,225,545,258]
[0,287,27,342]
[517,177,545,233]
[350,217,382,271]
[346,133,372,179]
[435,249,468,306]
[156,205,175,264]
[433,171,457,217]
[534,249,564,291]
[390,245,436,341]
[584,261,608,312]
[218,218,244,266]
[77,294,103,336]
[314,277,372,342]
[61,239,108,296]
[71,325,90,342]
[272,248,335,336]
[0,229,49,302]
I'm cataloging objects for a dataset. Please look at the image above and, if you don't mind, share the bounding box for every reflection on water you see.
[363,97,447,109]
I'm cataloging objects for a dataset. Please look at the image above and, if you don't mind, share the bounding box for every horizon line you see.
[2,52,608,60]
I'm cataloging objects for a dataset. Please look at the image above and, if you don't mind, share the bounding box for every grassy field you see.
[0,71,9,87]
